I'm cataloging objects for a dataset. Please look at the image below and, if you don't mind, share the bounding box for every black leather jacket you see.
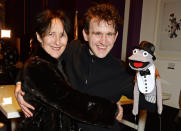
[18,46,117,131]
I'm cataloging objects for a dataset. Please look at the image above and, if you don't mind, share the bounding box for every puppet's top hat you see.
[135,41,156,60]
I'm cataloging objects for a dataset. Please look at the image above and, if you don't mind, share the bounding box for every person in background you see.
[16,9,123,131]
[15,3,134,131]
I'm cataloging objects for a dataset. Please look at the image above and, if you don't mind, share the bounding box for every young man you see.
[63,3,133,131]
[15,3,133,131]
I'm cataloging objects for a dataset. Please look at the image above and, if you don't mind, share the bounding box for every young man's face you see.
[83,18,118,58]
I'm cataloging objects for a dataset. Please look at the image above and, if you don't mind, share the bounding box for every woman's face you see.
[37,18,68,59]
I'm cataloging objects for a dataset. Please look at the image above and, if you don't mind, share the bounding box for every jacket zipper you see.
[85,57,94,89]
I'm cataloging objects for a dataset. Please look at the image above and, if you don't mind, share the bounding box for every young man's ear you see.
[82,29,88,41]
[36,32,42,43]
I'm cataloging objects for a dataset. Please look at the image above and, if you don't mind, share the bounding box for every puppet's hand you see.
[132,108,138,116]
[158,105,163,115]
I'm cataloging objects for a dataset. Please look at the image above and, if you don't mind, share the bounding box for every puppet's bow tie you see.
[140,69,150,76]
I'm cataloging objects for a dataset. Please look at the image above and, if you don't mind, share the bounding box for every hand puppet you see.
[128,41,162,116]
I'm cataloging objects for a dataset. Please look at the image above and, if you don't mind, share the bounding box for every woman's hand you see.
[15,82,35,117]
[116,102,123,121]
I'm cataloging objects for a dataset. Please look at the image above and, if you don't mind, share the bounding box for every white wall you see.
[155,59,181,108]
[140,0,181,108]
[140,0,158,43]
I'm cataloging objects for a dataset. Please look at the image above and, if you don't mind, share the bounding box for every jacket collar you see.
[35,45,59,65]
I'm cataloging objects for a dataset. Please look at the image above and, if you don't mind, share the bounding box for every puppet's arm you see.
[132,82,140,116]
[156,78,163,114]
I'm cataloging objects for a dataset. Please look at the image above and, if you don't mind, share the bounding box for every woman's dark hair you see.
[34,9,71,38]
[83,3,121,34]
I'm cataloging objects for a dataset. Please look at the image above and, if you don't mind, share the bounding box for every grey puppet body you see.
[128,41,163,116]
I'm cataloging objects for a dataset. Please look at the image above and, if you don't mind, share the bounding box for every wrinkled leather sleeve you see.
[21,58,117,127]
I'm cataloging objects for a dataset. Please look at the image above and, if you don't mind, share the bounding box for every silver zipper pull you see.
[85,79,87,84]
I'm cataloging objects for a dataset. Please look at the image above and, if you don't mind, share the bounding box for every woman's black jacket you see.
[18,46,117,131]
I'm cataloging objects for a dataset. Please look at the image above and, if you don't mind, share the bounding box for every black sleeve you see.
[119,61,134,99]
[21,60,117,127]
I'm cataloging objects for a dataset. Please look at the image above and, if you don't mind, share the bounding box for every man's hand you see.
[116,102,123,121]
[15,82,35,117]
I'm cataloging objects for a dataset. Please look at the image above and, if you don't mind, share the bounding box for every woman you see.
[18,10,122,131]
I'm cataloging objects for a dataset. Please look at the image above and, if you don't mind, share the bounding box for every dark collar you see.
[34,45,59,66]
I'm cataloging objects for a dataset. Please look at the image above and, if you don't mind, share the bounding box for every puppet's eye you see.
[133,49,138,54]
[143,51,148,57]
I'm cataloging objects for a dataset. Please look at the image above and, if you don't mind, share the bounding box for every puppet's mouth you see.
[129,60,149,68]
[133,62,143,68]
